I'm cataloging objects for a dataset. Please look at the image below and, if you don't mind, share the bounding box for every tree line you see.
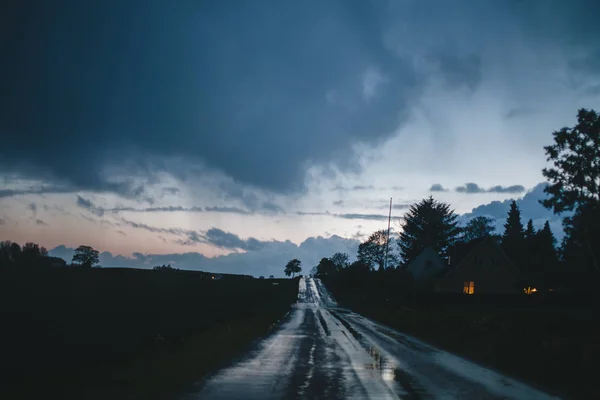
[0,242,100,268]
[308,108,599,290]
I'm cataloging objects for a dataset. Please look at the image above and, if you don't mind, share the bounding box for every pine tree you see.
[531,221,559,284]
[502,200,525,266]
[398,196,461,264]
[524,219,535,240]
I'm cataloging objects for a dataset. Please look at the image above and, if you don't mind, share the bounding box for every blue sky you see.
[1,0,599,275]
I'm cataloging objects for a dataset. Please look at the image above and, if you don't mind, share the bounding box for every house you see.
[405,247,446,282]
[434,237,525,294]
[211,274,223,281]
[42,256,67,268]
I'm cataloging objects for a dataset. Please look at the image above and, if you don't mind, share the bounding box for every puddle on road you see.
[331,310,427,400]
[362,346,426,400]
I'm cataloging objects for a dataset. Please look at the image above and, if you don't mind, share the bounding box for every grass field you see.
[0,267,299,399]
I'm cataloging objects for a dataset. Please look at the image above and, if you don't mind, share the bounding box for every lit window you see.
[463,281,475,294]
[524,287,538,295]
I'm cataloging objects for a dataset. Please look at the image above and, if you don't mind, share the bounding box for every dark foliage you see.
[462,216,496,242]
[284,258,302,278]
[398,196,460,264]
[357,229,397,271]
[542,108,600,214]
[72,245,100,268]
[501,200,525,266]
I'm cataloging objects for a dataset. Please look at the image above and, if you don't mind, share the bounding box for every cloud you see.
[333,200,344,206]
[461,182,568,240]
[505,107,535,119]
[119,218,268,251]
[429,184,448,192]
[456,183,486,194]
[0,1,430,196]
[333,185,376,192]
[455,183,526,194]
[337,213,403,221]
[0,185,74,198]
[48,235,360,277]
[204,206,251,215]
[488,185,526,194]
[204,228,265,251]
[76,195,105,217]
[119,218,193,237]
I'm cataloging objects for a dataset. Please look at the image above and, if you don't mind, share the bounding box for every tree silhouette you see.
[22,242,42,259]
[542,108,600,213]
[524,219,535,240]
[502,200,525,265]
[542,108,600,270]
[462,216,496,242]
[284,259,302,278]
[398,197,460,264]
[314,257,337,278]
[560,205,600,272]
[72,245,99,268]
[358,230,397,271]
[329,252,350,270]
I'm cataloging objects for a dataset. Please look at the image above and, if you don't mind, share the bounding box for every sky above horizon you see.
[1,1,599,275]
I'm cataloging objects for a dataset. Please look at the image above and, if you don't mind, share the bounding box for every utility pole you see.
[384,197,392,270]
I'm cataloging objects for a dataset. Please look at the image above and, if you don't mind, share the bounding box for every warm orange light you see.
[463,281,475,295]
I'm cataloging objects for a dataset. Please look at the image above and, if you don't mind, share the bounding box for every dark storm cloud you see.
[427,52,482,91]
[456,183,486,194]
[429,184,447,192]
[2,0,598,198]
[0,1,425,195]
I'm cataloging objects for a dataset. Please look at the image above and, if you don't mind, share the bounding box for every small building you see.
[405,247,446,282]
[211,274,223,281]
[434,237,525,294]
[43,256,67,268]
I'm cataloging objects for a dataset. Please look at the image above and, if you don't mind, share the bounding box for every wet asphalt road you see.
[183,277,560,400]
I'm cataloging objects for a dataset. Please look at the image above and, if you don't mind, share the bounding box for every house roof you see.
[406,247,446,281]
[442,236,523,278]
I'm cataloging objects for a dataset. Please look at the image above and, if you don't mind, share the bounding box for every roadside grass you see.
[0,267,298,400]
[348,304,599,400]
